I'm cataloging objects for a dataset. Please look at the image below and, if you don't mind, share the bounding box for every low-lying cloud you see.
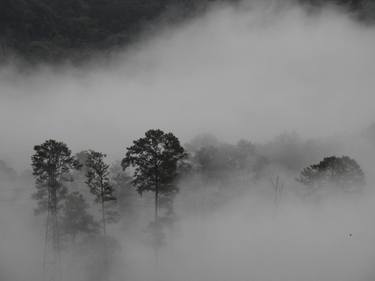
[0,1,375,281]
[0,1,374,169]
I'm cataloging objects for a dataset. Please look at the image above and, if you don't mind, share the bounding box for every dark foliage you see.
[122,129,186,222]
[1,0,373,62]
[85,150,116,234]
[31,139,81,214]
[297,155,365,191]
[85,150,115,202]
[0,0,224,62]
[122,129,187,195]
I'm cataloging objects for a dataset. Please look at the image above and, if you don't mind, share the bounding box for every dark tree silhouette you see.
[297,156,365,191]
[31,139,80,281]
[121,129,187,221]
[31,139,81,215]
[85,150,116,235]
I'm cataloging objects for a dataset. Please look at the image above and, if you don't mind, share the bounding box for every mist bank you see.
[1,1,375,169]
[0,3,375,280]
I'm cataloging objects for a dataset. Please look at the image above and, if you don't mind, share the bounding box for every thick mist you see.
[1,1,375,169]
[0,1,375,281]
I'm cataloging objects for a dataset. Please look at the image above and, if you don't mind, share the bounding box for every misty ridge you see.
[1,0,375,63]
[1,1,375,281]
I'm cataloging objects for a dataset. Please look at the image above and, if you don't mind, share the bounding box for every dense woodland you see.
[1,0,375,62]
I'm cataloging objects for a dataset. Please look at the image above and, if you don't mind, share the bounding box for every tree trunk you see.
[155,185,159,223]
[101,185,106,235]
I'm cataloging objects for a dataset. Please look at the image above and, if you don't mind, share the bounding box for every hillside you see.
[0,0,374,62]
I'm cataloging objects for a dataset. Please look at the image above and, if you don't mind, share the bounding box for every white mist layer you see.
[0,2,375,169]
[0,1,375,281]
[121,187,375,281]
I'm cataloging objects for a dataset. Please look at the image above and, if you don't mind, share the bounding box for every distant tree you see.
[75,150,90,175]
[61,191,99,242]
[185,133,220,152]
[85,150,116,234]
[270,175,284,207]
[192,140,265,182]
[110,162,138,219]
[121,129,187,221]
[297,156,365,191]
[31,139,81,215]
[0,160,17,181]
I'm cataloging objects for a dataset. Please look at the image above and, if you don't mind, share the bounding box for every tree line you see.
[31,129,366,238]
[1,0,374,63]
[28,128,365,280]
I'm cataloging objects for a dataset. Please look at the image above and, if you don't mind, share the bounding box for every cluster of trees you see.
[30,129,188,279]
[1,0,375,62]
[0,0,222,62]
[31,130,187,247]
[28,129,366,281]
[30,130,366,243]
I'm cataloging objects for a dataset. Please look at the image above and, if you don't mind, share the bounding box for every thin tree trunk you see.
[155,175,159,223]
[101,185,106,235]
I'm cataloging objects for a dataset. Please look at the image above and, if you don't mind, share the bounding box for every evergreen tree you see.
[85,150,116,234]
[31,139,81,280]
[122,129,186,222]
[31,139,81,215]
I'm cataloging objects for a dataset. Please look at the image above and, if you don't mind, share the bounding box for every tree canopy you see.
[122,129,186,221]
[297,155,365,191]
[122,129,187,196]
[1,0,374,62]
[31,139,81,214]
[85,150,116,234]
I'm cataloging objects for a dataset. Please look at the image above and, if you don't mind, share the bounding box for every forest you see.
[1,0,375,62]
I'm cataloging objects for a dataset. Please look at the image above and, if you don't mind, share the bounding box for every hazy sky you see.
[0,1,375,169]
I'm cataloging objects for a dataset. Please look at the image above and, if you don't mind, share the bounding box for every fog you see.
[1,1,375,169]
[0,1,375,281]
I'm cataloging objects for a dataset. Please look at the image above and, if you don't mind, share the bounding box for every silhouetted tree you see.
[297,156,365,191]
[85,150,116,234]
[31,139,81,215]
[121,129,187,221]
[31,139,81,280]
